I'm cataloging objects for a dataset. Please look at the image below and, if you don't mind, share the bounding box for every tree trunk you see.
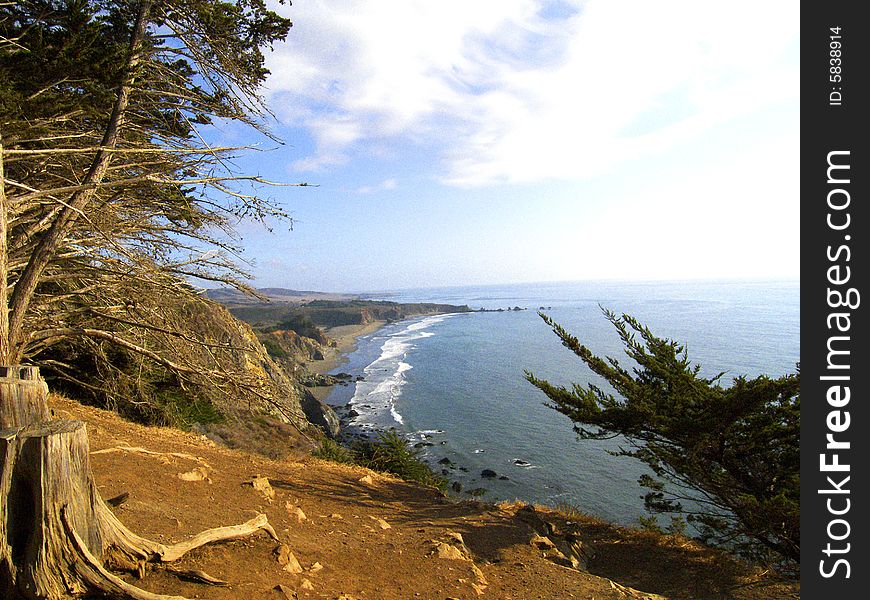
[0,368,278,599]
[0,367,51,430]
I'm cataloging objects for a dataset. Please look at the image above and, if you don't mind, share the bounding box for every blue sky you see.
[217,0,799,293]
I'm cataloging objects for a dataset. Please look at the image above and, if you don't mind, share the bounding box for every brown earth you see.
[50,395,799,600]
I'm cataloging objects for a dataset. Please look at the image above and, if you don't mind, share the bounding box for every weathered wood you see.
[158,514,278,562]
[0,366,51,429]
[0,420,106,597]
[62,508,187,600]
[0,371,280,598]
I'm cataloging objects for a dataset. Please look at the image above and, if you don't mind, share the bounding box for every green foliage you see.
[312,438,356,465]
[260,335,288,359]
[526,309,799,568]
[553,502,592,522]
[275,314,327,344]
[637,515,663,533]
[315,431,448,491]
[353,431,448,491]
[638,515,688,536]
[152,386,225,429]
[1,0,293,127]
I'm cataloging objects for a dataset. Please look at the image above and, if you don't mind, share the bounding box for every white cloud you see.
[355,177,398,195]
[265,0,798,186]
[547,131,801,281]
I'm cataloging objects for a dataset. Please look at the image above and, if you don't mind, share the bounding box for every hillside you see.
[223,297,472,330]
[204,288,359,307]
[52,395,799,600]
[42,292,342,448]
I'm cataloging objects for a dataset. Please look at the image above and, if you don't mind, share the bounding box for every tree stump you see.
[0,366,51,430]
[0,367,278,599]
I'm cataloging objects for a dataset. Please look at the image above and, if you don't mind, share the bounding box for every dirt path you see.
[50,396,798,600]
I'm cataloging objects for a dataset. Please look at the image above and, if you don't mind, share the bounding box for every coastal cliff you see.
[42,291,341,449]
[208,290,472,440]
[290,299,472,328]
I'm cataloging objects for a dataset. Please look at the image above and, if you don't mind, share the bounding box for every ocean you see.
[322,279,800,527]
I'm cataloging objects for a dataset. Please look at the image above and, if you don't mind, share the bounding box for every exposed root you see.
[167,569,228,587]
[157,513,279,562]
[92,445,212,469]
[63,507,187,600]
[1,419,278,599]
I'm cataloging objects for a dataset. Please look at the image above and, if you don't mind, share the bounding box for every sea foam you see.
[347,315,453,429]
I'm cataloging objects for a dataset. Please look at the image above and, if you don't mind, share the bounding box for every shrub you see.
[260,336,288,359]
[526,309,799,568]
[313,438,356,464]
[315,431,447,491]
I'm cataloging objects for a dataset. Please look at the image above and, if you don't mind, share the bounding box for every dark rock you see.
[298,388,340,438]
[458,467,469,472]
[451,481,462,493]
[481,469,498,479]
[438,457,453,465]
[499,476,510,481]
[347,409,359,418]
[441,469,450,476]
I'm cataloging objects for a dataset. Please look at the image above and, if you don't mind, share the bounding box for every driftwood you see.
[0,366,278,599]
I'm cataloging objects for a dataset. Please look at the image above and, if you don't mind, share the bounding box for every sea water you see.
[323,279,800,527]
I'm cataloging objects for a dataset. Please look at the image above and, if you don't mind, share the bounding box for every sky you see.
[216,0,800,293]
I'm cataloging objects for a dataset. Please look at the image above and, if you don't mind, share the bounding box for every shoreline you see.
[305,320,387,402]
[304,310,464,404]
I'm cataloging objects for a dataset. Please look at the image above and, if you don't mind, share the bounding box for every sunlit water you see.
[323,279,799,527]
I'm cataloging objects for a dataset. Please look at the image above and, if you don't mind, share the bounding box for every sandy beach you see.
[306,320,386,401]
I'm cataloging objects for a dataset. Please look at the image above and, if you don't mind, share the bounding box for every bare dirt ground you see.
[51,395,799,600]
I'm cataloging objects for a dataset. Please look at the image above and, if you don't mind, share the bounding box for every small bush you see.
[275,314,328,343]
[315,431,447,491]
[260,336,288,359]
[152,387,225,429]
[353,431,447,491]
[638,515,689,536]
[553,502,593,522]
[313,438,356,464]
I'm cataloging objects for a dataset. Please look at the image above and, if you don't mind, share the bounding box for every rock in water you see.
[299,388,340,438]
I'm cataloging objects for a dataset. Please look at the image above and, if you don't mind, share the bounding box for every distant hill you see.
[205,287,359,306]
